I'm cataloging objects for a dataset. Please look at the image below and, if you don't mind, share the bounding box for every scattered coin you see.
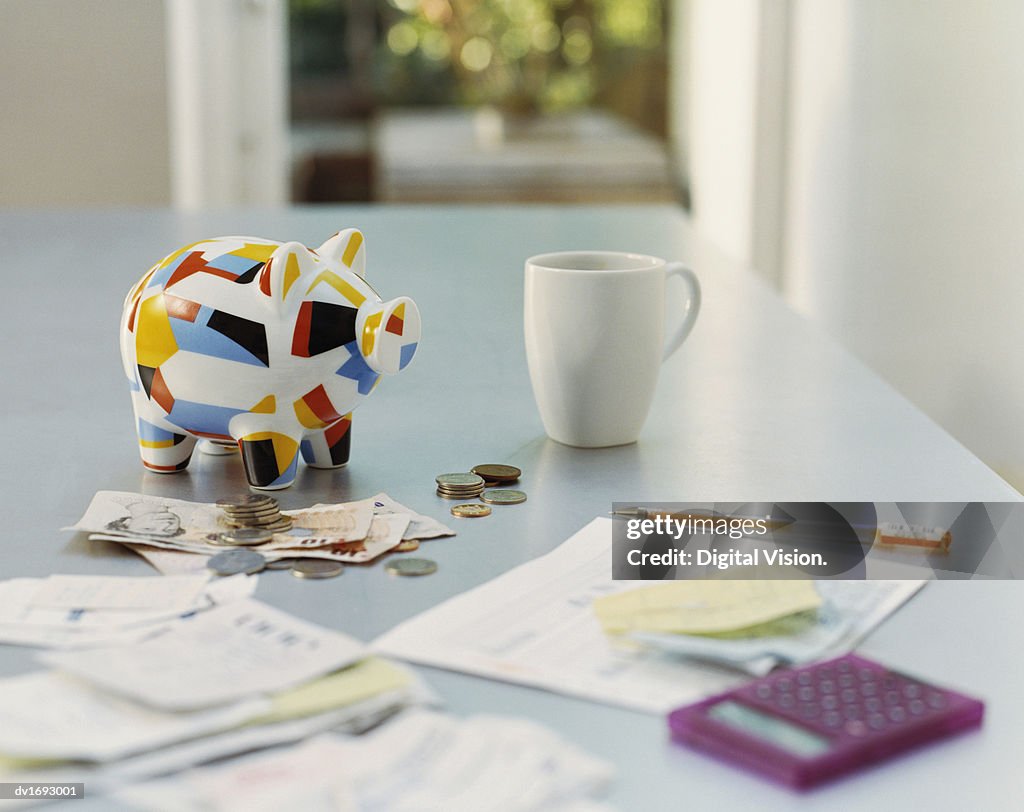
[385,557,438,577]
[395,539,420,552]
[481,489,528,505]
[208,549,266,576]
[218,527,274,546]
[266,557,303,570]
[471,464,521,483]
[451,503,492,518]
[291,560,344,580]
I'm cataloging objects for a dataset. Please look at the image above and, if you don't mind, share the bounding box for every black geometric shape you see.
[307,301,358,356]
[240,438,281,487]
[232,262,265,285]
[207,310,270,366]
[137,364,157,398]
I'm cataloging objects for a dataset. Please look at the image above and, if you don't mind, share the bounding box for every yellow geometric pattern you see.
[282,252,302,300]
[362,311,381,357]
[293,397,326,429]
[135,294,178,368]
[306,270,366,307]
[239,431,298,474]
[250,395,277,414]
[342,231,363,267]
[229,242,278,263]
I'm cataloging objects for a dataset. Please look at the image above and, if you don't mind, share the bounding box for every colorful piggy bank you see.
[120,229,420,489]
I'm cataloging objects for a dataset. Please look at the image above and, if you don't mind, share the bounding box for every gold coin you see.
[395,539,420,552]
[471,464,521,482]
[451,503,492,518]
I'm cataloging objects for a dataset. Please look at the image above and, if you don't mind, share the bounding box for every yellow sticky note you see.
[593,581,822,636]
[250,657,411,726]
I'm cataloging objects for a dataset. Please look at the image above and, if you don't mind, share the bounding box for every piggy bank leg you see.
[300,414,352,470]
[236,430,302,490]
[198,439,238,456]
[133,409,197,473]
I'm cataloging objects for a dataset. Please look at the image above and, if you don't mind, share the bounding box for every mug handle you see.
[663,262,702,361]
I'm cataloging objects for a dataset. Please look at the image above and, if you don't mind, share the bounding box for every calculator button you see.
[799,703,819,719]
[858,668,875,681]
[821,696,839,711]
[908,699,927,715]
[888,707,907,723]
[927,692,947,709]
[755,684,772,699]
[860,682,877,697]
[837,660,853,673]
[885,691,902,706]
[838,674,855,688]
[903,684,922,699]
[819,680,836,694]
[823,711,842,728]
[841,688,858,703]
[865,698,883,713]
[882,675,899,690]
[844,720,868,737]
[778,694,796,709]
[798,687,816,701]
[776,678,794,692]
[797,672,813,686]
[868,713,887,730]
[843,705,863,720]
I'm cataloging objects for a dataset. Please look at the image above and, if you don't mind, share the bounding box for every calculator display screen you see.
[708,701,832,757]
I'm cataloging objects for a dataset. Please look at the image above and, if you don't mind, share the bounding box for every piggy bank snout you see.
[356,296,420,375]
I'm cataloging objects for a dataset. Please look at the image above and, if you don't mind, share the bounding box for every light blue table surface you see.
[0,205,1020,811]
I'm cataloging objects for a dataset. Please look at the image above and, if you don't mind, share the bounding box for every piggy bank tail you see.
[357,297,420,374]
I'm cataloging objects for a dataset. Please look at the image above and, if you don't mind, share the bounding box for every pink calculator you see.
[667,653,984,790]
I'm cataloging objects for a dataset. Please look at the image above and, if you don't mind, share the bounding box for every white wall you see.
[0,0,170,206]
[784,0,1024,490]
[676,0,1024,492]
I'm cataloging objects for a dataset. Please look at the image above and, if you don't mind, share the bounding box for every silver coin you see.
[385,557,438,577]
[218,527,274,546]
[216,494,275,509]
[291,560,344,579]
[435,473,485,487]
[436,489,483,500]
[266,557,303,570]
[208,549,266,576]
[223,505,281,518]
[480,489,528,505]
[224,516,291,530]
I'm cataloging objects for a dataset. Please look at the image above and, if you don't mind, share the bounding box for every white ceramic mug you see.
[524,251,701,447]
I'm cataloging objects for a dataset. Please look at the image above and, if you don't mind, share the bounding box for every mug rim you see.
[526,250,664,273]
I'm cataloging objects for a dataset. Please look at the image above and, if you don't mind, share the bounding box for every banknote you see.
[69,491,376,555]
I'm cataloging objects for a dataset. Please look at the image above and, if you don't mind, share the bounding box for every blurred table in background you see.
[372,107,676,203]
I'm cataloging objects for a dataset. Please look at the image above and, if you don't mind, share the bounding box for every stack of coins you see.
[435,473,486,500]
[216,494,292,532]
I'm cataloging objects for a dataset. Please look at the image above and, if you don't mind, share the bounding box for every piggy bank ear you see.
[258,242,318,306]
[316,229,366,278]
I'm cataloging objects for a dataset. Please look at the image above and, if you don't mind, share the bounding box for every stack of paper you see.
[374,518,925,712]
[0,600,430,795]
[0,573,255,648]
[111,710,615,812]
[618,580,922,675]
